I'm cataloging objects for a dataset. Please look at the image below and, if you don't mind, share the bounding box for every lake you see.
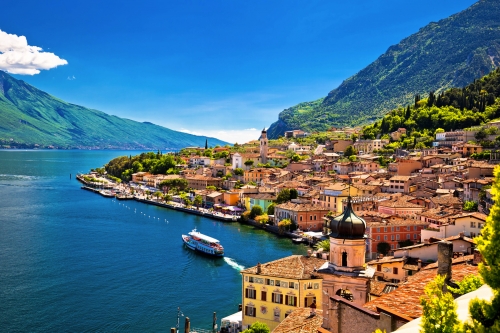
[0,150,306,332]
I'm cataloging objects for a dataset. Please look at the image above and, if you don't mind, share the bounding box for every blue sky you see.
[0,0,477,143]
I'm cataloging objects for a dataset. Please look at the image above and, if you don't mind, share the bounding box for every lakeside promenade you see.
[77,174,315,243]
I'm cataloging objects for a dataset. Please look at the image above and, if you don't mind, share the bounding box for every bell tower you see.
[260,128,268,164]
[317,196,373,308]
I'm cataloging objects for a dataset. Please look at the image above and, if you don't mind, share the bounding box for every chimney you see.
[256,262,261,274]
[437,240,453,284]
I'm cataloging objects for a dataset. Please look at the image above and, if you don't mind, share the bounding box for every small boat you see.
[182,228,224,257]
[292,237,304,244]
[99,190,115,198]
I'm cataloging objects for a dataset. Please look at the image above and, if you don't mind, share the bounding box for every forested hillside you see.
[362,67,500,147]
[0,71,227,149]
[267,0,500,138]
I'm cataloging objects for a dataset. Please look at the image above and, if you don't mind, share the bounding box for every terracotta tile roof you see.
[272,308,324,333]
[276,202,330,213]
[430,195,462,206]
[378,196,422,209]
[241,255,326,280]
[363,261,479,318]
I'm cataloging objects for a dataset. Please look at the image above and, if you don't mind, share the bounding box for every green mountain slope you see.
[0,71,227,149]
[267,0,500,139]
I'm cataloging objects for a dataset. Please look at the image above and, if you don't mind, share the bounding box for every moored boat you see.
[182,228,224,257]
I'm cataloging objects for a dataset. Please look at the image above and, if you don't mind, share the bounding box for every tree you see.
[255,214,269,225]
[278,219,292,233]
[463,201,478,212]
[244,160,254,167]
[466,166,500,332]
[242,321,270,333]
[234,168,244,176]
[344,145,357,157]
[420,275,462,333]
[267,203,275,215]
[448,274,483,296]
[475,128,487,141]
[276,188,291,204]
[377,242,391,256]
[153,191,163,201]
[250,205,263,219]
[289,188,298,200]
[193,195,203,209]
[315,240,330,252]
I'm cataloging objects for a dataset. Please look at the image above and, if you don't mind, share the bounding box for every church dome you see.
[329,197,366,239]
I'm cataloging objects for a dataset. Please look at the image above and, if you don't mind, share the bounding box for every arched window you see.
[342,250,348,267]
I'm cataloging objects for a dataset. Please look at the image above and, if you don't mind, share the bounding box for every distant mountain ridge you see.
[267,0,500,138]
[0,71,227,149]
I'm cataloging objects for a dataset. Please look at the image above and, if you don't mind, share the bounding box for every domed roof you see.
[329,197,366,239]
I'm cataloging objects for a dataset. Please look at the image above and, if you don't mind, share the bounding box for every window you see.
[245,305,255,317]
[249,277,254,283]
[275,280,281,287]
[261,291,267,301]
[376,236,380,241]
[245,288,256,299]
[377,227,380,232]
[391,235,394,241]
[396,235,400,240]
[289,282,295,289]
[470,221,476,228]
[285,295,297,306]
[384,235,388,241]
[265,279,273,286]
[414,234,417,239]
[377,264,382,272]
[396,227,400,231]
[274,308,280,321]
[391,244,394,249]
[272,293,283,304]
[414,226,418,231]
[281,282,288,288]
[384,227,387,232]
[393,267,398,275]
[300,216,303,221]
[406,234,410,239]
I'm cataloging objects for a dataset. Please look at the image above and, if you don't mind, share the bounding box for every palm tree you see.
[314,240,330,252]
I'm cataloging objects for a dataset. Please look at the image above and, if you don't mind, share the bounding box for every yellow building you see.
[240,255,326,331]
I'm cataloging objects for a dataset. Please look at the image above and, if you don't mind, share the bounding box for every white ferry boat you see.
[182,228,224,257]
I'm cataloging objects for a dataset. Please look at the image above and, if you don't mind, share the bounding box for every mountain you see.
[0,71,228,149]
[267,0,500,139]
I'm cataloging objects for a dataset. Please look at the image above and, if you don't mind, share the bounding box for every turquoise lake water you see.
[0,150,306,332]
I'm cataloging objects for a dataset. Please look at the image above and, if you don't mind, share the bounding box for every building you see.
[366,217,428,256]
[240,255,326,331]
[274,202,330,232]
[260,128,268,164]
[317,183,359,214]
[318,196,375,331]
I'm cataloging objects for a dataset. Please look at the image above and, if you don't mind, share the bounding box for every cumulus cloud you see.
[0,29,67,75]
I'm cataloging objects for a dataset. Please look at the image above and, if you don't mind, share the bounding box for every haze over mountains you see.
[0,71,227,149]
[267,0,500,139]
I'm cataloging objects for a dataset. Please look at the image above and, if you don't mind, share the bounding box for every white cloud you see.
[0,29,67,75]
[179,128,261,144]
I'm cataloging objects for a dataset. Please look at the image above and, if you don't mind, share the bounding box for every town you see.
[80,124,498,333]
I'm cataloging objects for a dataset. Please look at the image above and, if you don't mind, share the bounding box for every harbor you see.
[0,150,309,332]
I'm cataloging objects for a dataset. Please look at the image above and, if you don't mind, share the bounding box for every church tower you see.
[317,196,373,307]
[260,128,268,164]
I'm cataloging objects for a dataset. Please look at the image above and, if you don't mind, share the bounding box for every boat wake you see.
[224,257,245,271]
